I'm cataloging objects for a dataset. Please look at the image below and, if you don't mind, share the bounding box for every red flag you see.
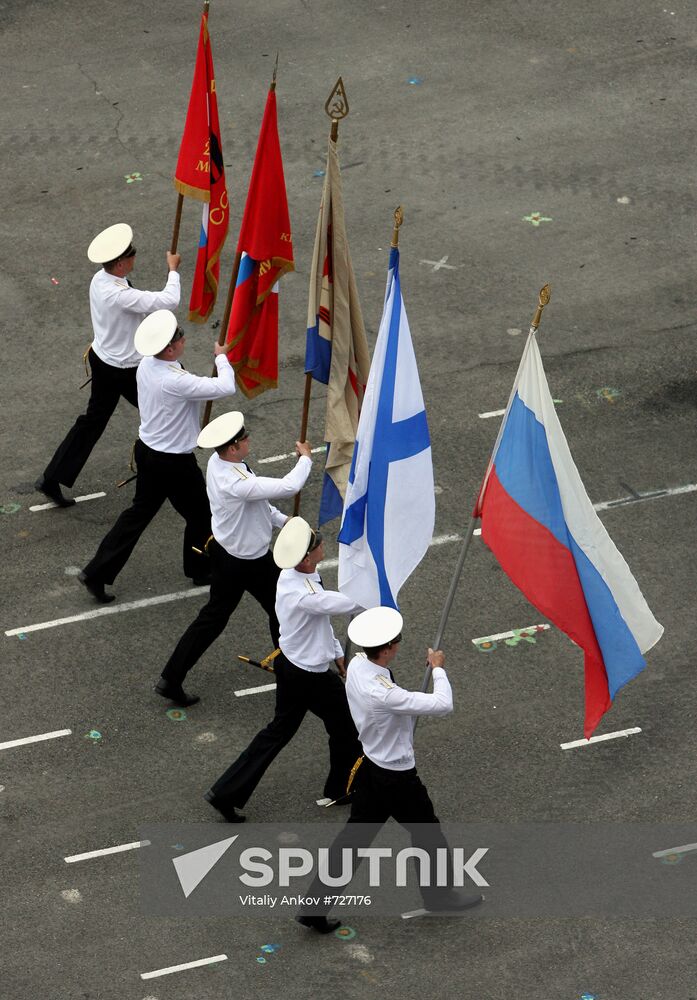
[174,9,229,323]
[225,86,293,397]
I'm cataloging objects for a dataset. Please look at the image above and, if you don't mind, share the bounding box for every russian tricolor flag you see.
[475,331,663,738]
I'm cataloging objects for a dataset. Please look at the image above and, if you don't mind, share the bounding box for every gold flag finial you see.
[325,77,349,140]
[531,283,551,331]
[271,52,279,91]
[391,206,404,248]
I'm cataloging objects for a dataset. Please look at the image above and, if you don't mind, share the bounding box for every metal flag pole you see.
[415,283,552,706]
[293,76,349,516]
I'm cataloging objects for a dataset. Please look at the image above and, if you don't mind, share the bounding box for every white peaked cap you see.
[273,517,314,569]
[197,412,245,449]
[87,223,133,264]
[348,607,404,648]
[134,309,178,357]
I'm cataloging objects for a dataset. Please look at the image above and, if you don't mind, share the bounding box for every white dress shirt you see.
[276,569,361,673]
[138,354,236,454]
[90,269,181,368]
[208,454,312,559]
[345,656,453,771]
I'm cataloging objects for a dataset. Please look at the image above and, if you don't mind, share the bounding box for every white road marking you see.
[419,255,457,272]
[64,840,151,863]
[30,491,106,512]
[140,955,228,980]
[5,586,208,637]
[652,843,697,859]
[478,409,506,419]
[234,683,277,697]
[560,727,642,750]
[258,446,325,465]
[0,728,72,751]
[472,624,550,645]
[316,798,333,807]
[593,482,697,512]
[60,889,83,903]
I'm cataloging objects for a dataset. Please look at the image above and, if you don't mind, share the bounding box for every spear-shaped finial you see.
[325,76,349,141]
[271,51,279,91]
[531,283,551,331]
[391,205,404,248]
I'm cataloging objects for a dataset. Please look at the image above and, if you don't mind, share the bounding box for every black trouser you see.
[43,348,138,488]
[161,540,280,687]
[209,653,361,807]
[82,439,211,585]
[301,757,454,913]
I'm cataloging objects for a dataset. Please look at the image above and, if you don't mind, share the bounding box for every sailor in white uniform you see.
[79,309,235,603]
[204,517,362,822]
[296,606,483,934]
[156,411,313,706]
[36,223,181,506]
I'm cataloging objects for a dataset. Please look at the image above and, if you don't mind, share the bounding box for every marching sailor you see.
[204,516,362,822]
[297,606,483,933]
[155,411,313,707]
[78,309,235,603]
[36,223,181,506]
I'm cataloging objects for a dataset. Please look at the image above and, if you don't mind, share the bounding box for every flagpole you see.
[415,283,552,705]
[171,0,210,255]
[293,76,349,517]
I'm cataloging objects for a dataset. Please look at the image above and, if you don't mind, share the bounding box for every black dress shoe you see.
[295,915,341,934]
[154,679,200,707]
[35,476,76,508]
[203,790,245,823]
[78,571,115,604]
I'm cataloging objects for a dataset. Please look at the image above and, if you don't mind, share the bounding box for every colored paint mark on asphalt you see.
[335,926,357,940]
[166,709,187,721]
[523,212,552,226]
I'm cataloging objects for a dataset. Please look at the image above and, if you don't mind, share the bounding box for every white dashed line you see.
[652,843,697,859]
[5,586,208,637]
[472,624,549,645]
[0,728,72,751]
[140,955,228,980]
[234,683,277,697]
[560,727,642,750]
[258,446,325,465]
[30,491,106,512]
[64,840,151,864]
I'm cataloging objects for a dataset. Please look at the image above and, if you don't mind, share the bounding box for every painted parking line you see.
[0,728,72,751]
[560,727,642,750]
[478,409,506,420]
[64,840,151,864]
[29,491,107,512]
[472,624,550,645]
[234,683,277,697]
[5,586,208,637]
[140,954,228,980]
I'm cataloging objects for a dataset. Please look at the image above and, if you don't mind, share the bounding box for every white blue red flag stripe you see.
[475,331,663,737]
[338,246,434,609]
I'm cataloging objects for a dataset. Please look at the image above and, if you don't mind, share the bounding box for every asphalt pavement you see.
[2,0,697,997]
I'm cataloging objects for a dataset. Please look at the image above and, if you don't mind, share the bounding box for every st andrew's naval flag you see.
[338,246,434,609]
[174,7,229,322]
[474,330,663,738]
[225,85,294,397]
[305,137,370,524]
